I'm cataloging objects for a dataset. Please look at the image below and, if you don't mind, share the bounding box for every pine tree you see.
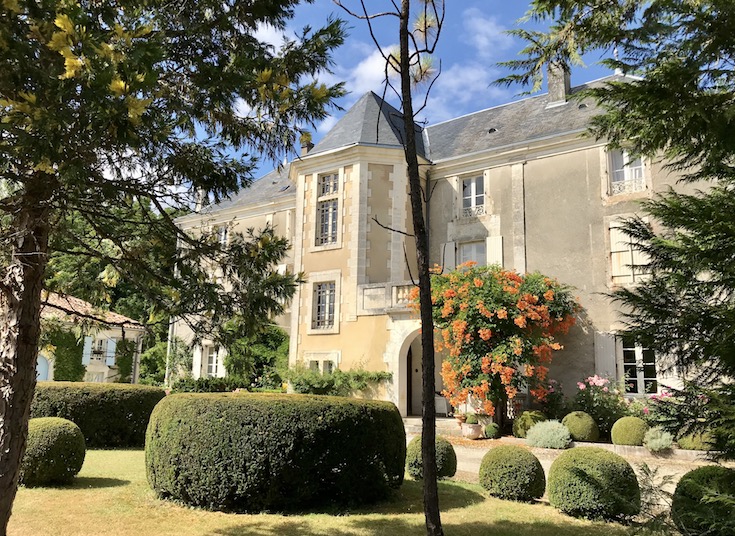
[500,0,735,459]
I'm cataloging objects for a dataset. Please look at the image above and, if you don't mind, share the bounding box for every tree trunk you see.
[399,2,443,535]
[0,176,52,535]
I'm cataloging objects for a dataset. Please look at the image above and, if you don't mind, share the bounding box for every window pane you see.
[313,282,336,329]
[610,149,625,182]
[459,242,486,266]
[475,177,484,195]
[644,379,658,394]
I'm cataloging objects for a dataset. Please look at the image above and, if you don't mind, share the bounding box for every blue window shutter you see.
[82,336,93,365]
[106,338,117,367]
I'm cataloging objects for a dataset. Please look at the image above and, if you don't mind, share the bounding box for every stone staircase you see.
[403,416,462,437]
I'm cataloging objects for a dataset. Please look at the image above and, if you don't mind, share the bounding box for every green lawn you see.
[9,450,629,536]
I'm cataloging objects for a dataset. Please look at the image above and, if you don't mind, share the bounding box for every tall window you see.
[205,345,218,377]
[315,173,339,246]
[312,282,336,329]
[610,222,649,285]
[609,149,645,195]
[462,176,485,217]
[458,241,486,266]
[621,336,657,394]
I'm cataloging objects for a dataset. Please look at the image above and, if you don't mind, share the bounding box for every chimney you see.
[300,132,314,156]
[546,61,571,107]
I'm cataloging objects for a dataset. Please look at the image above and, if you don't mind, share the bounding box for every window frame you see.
[609,220,650,286]
[620,336,658,395]
[461,175,485,218]
[458,241,487,267]
[608,148,646,196]
[204,345,219,378]
[312,281,336,330]
[314,172,340,248]
[306,270,341,335]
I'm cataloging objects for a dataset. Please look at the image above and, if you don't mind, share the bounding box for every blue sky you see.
[253,1,614,164]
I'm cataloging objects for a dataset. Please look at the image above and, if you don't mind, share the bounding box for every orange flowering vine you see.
[417,264,579,416]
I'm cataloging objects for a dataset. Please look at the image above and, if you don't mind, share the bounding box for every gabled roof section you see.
[310,92,426,157]
[424,75,628,162]
[202,166,294,214]
[41,292,144,329]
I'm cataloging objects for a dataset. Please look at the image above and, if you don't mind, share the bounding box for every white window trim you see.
[310,170,343,252]
[306,270,341,335]
[204,344,221,378]
[606,148,647,197]
[303,351,341,375]
[457,240,487,267]
[617,336,659,395]
[608,217,651,287]
[459,174,486,218]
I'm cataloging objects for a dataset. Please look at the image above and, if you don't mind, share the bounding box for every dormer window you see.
[462,176,485,218]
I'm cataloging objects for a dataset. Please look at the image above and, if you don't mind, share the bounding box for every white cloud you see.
[254,23,286,49]
[343,47,394,95]
[460,8,515,59]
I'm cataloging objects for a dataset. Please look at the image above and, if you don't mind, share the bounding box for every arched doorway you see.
[404,332,445,416]
[36,354,50,381]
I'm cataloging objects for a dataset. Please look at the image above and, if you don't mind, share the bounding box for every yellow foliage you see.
[109,77,128,96]
[33,159,56,174]
[2,0,22,14]
[54,14,75,35]
[47,31,70,52]
[126,97,152,122]
[18,92,36,104]
[60,55,83,79]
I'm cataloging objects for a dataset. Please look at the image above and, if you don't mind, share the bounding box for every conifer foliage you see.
[501,0,735,460]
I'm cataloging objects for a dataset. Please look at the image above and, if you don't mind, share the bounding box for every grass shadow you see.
[72,476,131,489]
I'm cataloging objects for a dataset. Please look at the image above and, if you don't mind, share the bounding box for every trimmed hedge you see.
[512,410,547,438]
[406,435,457,480]
[479,446,545,502]
[548,447,640,520]
[31,382,166,448]
[671,466,735,536]
[146,393,406,512]
[677,431,714,451]
[562,411,600,442]
[611,416,649,446]
[20,417,85,487]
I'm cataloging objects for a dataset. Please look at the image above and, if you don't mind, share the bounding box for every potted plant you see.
[461,414,483,439]
[454,412,467,425]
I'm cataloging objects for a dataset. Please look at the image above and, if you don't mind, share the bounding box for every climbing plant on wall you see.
[417,264,579,417]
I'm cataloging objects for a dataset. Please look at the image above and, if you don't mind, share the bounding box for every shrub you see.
[20,417,85,487]
[512,410,547,438]
[671,466,735,536]
[677,431,714,451]
[545,379,568,419]
[643,427,673,453]
[146,393,406,512]
[465,414,478,424]
[484,422,501,439]
[479,445,545,501]
[571,375,628,437]
[562,411,600,442]
[171,376,252,393]
[526,420,571,449]
[31,382,166,448]
[406,435,457,480]
[548,447,640,520]
[611,416,649,446]
[284,365,392,397]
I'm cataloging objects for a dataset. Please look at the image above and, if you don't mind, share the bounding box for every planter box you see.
[461,423,483,440]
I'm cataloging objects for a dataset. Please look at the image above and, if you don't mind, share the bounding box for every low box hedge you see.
[145,392,406,512]
[31,382,166,448]
[20,417,86,487]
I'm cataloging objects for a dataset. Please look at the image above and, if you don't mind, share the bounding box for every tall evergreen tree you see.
[500,0,735,459]
[0,1,345,531]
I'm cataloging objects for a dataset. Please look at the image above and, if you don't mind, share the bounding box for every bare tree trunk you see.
[0,176,52,535]
[398,2,443,534]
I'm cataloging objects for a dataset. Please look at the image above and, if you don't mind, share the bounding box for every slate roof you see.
[41,292,143,329]
[202,166,294,214]
[310,91,426,157]
[423,75,625,162]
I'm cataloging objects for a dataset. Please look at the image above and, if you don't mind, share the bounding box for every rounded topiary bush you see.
[548,447,640,520]
[406,435,457,480]
[20,417,85,487]
[484,422,501,439]
[32,382,166,448]
[671,466,735,536]
[146,393,406,512]
[512,410,547,438]
[479,445,545,501]
[611,416,649,446]
[526,420,571,449]
[677,431,714,451]
[562,411,600,442]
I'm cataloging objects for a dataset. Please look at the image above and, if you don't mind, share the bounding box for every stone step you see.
[403,417,462,437]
